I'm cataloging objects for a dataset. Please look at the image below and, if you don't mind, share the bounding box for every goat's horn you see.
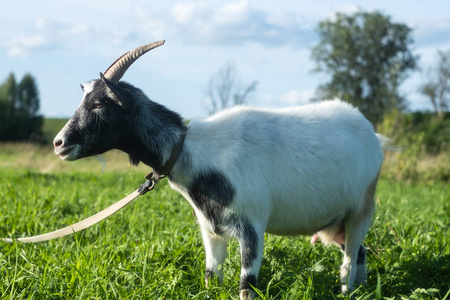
[103,40,165,83]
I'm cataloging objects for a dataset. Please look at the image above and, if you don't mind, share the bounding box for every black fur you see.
[340,244,367,265]
[61,78,186,173]
[239,274,257,291]
[113,81,185,172]
[356,245,366,265]
[205,269,215,281]
[188,169,235,232]
[64,80,130,158]
[236,219,259,269]
[84,79,116,108]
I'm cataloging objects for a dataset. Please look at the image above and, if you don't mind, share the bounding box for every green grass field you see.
[0,144,449,299]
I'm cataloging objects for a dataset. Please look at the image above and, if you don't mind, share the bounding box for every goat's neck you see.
[118,101,187,175]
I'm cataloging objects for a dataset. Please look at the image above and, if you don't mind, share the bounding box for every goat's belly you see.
[265,217,320,236]
[265,203,346,237]
[265,224,314,236]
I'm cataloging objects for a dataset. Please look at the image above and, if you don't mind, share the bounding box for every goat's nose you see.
[53,138,63,148]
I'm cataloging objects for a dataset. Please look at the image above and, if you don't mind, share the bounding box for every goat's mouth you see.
[55,145,78,160]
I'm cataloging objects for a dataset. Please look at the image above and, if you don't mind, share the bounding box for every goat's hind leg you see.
[340,173,378,295]
[340,219,371,296]
[202,229,227,288]
[341,198,376,293]
[340,243,368,286]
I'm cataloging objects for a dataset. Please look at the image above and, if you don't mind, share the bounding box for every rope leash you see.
[1,172,158,244]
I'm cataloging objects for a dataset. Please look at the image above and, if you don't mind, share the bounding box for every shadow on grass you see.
[257,240,343,299]
[253,242,449,299]
[374,253,450,297]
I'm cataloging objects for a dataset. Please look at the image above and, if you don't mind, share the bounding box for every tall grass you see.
[0,144,449,299]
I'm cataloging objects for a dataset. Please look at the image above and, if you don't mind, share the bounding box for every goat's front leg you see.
[202,228,227,288]
[237,222,264,300]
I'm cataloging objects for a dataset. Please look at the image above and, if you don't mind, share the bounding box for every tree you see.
[205,62,258,115]
[18,74,41,116]
[420,50,450,119]
[311,11,417,124]
[0,73,18,140]
[0,73,43,142]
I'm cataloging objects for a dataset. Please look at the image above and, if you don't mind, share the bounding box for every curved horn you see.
[103,40,165,83]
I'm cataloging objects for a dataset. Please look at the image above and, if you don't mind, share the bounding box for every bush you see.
[377,110,450,182]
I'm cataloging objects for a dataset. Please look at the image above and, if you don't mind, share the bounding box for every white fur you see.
[168,100,384,299]
[172,100,382,235]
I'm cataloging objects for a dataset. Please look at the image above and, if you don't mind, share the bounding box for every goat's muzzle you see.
[53,129,80,161]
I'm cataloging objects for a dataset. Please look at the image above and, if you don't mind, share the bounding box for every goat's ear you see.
[99,72,130,109]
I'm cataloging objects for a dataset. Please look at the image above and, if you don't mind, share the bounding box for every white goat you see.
[53,41,385,300]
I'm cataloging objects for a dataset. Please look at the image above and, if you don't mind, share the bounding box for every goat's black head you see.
[53,41,165,161]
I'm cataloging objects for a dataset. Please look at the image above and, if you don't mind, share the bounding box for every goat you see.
[53,41,385,299]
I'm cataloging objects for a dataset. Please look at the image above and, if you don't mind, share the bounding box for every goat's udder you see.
[310,224,346,245]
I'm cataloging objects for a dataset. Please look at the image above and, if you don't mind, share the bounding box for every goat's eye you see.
[93,102,104,109]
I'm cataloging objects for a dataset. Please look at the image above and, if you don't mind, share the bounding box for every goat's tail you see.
[376,134,401,152]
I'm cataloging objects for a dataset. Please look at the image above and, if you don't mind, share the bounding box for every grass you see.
[0,144,449,299]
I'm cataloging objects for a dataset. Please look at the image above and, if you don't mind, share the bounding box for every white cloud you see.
[6,35,48,57]
[413,16,450,48]
[3,1,450,59]
[2,1,319,59]
[335,5,360,15]
[7,47,28,58]
[70,24,89,36]
[326,5,360,22]
[265,9,292,28]
[172,3,203,24]
[137,1,317,47]
[12,35,47,49]
[35,17,47,29]
[214,1,250,25]
[138,17,168,42]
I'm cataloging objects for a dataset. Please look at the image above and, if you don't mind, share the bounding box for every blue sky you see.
[1,0,450,119]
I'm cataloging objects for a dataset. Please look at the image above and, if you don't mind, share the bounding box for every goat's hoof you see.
[239,289,256,300]
[205,270,214,288]
[341,287,356,300]
[205,270,223,288]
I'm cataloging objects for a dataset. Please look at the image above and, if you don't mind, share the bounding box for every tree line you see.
[0,73,44,142]
[1,10,449,143]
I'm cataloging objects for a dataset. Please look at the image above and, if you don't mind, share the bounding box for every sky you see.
[1,0,450,119]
